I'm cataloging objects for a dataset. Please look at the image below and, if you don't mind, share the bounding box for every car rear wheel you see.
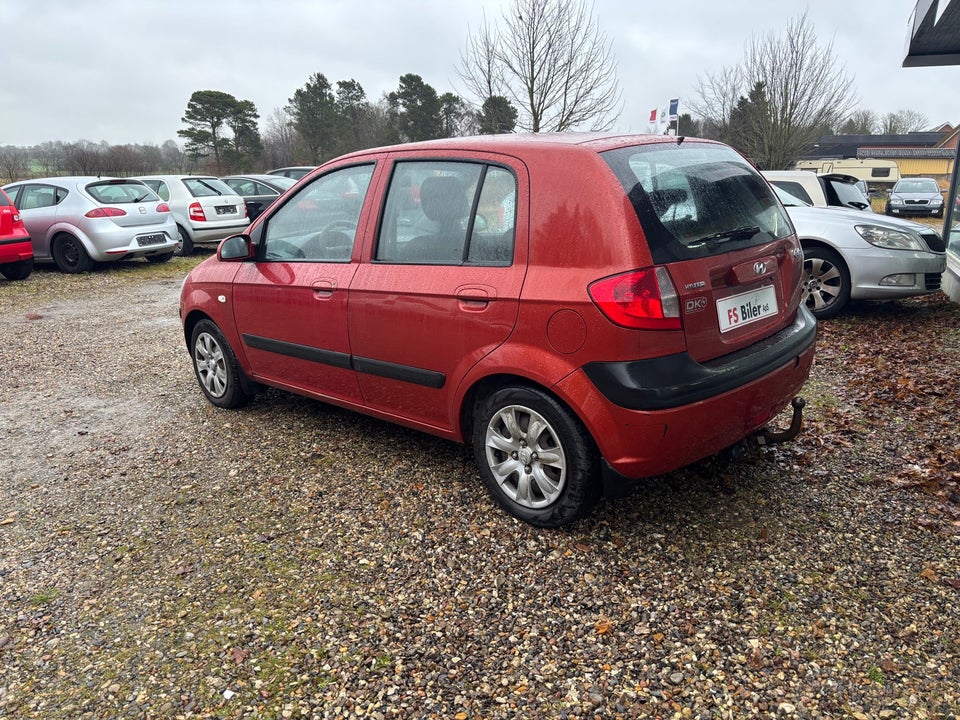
[190,319,253,409]
[472,386,599,527]
[175,225,194,256]
[0,259,33,280]
[145,251,174,264]
[52,234,92,273]
[802,246,850,319]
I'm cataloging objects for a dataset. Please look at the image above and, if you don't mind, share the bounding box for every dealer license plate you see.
[717,285,778,333]
[136,233,166,247]
[215,205,235,215]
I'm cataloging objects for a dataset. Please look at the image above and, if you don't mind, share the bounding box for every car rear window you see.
[182,178,235,198]
[86,180,159,204]
[0,190,10,207]
[602,142,792,264]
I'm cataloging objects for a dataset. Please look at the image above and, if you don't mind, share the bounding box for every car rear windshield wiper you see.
[688,225,761,249]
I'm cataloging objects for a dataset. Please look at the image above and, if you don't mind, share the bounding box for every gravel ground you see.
[1,258,959,719]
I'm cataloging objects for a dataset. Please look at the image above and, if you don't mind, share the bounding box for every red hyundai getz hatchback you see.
[180,133,816,527]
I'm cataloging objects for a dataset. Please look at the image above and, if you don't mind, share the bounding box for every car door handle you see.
[456,286,495,310]
[312,279,337,297]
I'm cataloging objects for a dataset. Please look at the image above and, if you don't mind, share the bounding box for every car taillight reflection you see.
[589,266,682,330]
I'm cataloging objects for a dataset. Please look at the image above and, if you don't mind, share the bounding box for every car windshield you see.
[86,180,159,204]
[183,177,234,197]
[895,179,940,194]
[603,142,792,262]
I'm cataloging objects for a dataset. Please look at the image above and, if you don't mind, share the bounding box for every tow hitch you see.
[757,396,806,445]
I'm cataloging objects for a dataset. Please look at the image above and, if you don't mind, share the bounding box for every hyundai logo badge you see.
[754,261,766,275]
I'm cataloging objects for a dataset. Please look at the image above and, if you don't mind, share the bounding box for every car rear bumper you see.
[582,305,816,411]
[0,237,33,263]
[559,306,817,479]
[188,222,250,243]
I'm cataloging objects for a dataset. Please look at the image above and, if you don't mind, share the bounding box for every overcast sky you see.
[3,0,957,148]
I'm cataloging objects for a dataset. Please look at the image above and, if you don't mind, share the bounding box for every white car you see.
[776,187,946,318]
[1,177,177,273]
[764,170,873,212]
[135,175,248,255]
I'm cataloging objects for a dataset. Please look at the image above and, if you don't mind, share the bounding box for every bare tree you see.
[458,0,622,132]
[839,109,878,134]
[880,109,929,134]
[690,12,858,169]
[0,146,30,183]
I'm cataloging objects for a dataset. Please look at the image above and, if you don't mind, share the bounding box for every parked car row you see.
[1,177,178,273]
[0,166,316,277]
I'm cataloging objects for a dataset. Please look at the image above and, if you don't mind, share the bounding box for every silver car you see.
[885,177,945,218]
[135,175,249,255]
[776,187,947,318]
[1,177,177,273]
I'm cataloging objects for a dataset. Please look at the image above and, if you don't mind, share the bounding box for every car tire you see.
[52,234,92,273]
[472,385,600,528]
[190,319,253,409]
[0,259,34,280]
[145,251,174,264]
[802,246,850,320]
[175,225,194,257]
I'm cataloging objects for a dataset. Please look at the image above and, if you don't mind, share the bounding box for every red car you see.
[0,187,33,280]
[180,133,816,527]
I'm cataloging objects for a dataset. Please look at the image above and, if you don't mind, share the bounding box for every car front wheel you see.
[190,319,253,409]
[802,246,850,319]
[472,386,599,528]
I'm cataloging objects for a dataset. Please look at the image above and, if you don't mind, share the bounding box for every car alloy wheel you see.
[473,386,599,527]
[190,319,252,408]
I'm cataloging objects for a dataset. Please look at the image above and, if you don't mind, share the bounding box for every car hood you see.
[786,204,930,233]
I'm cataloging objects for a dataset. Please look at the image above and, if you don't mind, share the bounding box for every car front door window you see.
[262,165,374,262]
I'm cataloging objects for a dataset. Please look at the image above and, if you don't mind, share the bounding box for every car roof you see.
[332,132,712,162]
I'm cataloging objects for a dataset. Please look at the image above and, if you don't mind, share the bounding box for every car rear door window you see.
[376,161,515,266]
[260,164,374,262]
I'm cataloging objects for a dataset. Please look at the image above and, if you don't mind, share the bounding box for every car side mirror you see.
[218,234,254,261]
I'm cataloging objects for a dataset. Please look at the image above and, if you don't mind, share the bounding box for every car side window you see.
[261,164,374,262]
[142,180,169,201]
[19,184,62,210]
[254,181,279,196]
[771,181,813,205]
[376,161,515,266]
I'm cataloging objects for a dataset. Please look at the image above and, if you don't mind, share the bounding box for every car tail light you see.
[589,266,682,330]
[189,202,207,222]
[157,203,171,213]
[85,207,126,219]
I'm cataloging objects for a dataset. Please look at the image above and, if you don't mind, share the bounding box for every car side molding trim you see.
[242,334,446,389]
[243,334,352,369]
[583,305,817,411]
[353,357,446,389]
